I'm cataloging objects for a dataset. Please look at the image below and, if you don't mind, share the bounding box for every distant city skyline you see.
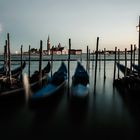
[0,0,140,53]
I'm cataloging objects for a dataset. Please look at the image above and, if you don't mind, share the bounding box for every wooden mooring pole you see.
[99,50,101,72]
[51,46,54,77]
[94,37,99,94]
[92,50,94,68]
[88,49,90,73]
[133,45,136,68]
[68,38,71,96]
[118,49,120,79]
[86,45,89,72]
[4,40,8,76]
[7,33,11,84]
[28,45,31,78]
[20,45,23,79]
[104,48,106,79]
[138,16,140,76]
[39,40,43,86]
[113,47,117,83]
[130,44,133,72]
[125,48,127,77]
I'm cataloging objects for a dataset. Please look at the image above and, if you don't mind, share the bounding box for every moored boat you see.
[114,62,140,95]
[116,62,131,76]
[71,62,89,99]
[29,61,67,103]
[0,61,26,78]
[0,61,51,102]
[132,64,139,72]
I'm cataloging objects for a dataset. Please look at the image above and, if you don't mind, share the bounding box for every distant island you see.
[20,36,139,55]
[23,36,82,55]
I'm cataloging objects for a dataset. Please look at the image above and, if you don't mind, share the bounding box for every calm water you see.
[0,54,140,139]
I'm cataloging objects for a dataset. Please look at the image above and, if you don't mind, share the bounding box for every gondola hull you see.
[0,62,51,103]
[0,74,48,101]
[116,62,131,75]
[71,62,89,99]
[30,80,67,101]
[29,62,68,106]
[0,61,26,78]
[132,64,139,71]
[71,84,89,98]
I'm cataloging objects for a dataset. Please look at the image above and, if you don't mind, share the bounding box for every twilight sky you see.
[0,0,140,53]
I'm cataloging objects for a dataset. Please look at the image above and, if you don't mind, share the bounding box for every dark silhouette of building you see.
[47,35,50,54]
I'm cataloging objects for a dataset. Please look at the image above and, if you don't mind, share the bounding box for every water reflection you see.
[67,95,89,126]
[0,60,139,139]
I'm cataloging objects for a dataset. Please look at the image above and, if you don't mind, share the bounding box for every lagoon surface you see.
[0,54,140,139]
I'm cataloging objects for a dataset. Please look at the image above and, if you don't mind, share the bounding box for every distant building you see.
[30,48,38,54]
[62,48,68,54]
[70,49,82,55]
[49,47,82,55]
[50,43,67,55]
[47,35,51,55]
[23,36,82,55]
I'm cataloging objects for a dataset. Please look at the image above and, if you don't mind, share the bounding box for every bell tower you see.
[47,35,50,51]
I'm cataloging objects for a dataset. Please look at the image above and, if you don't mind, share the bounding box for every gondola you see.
[0,61,26,78]
[116,62,131,76]
[116,62,138,76]
[0,61,51,101]
[0,66,5,73]
[71,62,89,99]
[29,61,51,84]
[114,62,140,94]
[29,61,67,103]
[132,64,139,72]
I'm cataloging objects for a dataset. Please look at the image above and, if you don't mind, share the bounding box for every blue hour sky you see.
[0,0,140,53]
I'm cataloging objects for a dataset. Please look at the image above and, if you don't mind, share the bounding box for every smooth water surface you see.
[0,54,140,139]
